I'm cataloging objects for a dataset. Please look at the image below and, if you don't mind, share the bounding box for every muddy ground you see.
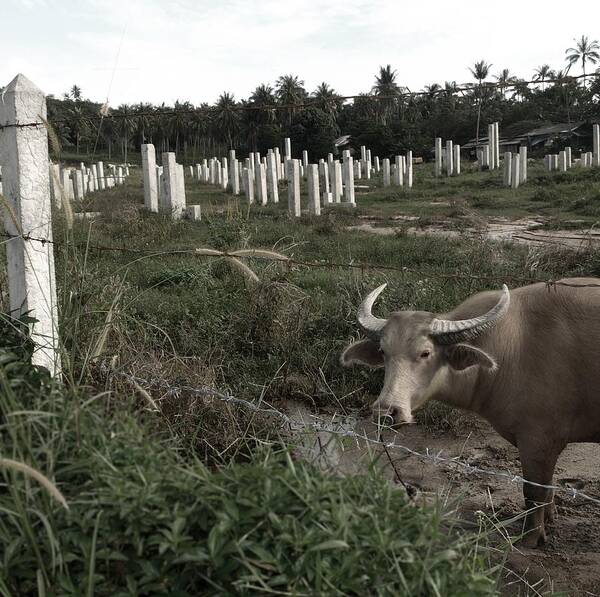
[287,402,600,596]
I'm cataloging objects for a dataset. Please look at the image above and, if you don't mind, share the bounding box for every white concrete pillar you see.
[156,166,163,203]
[185,205,202,221]
[0,74,59,374]
[256,163,267,206]
[141,144,158,212]
[559,150,567,172]
[394,155,404,186]
[483,145,490,169]
[188,165,193,177]
[446,140,454,176]
[90,164,98,192]
[318,160,330,203]
[307,164,320,216]
[287,159,301,217]
[79,162,87,197]
[176,163,186,209]
[71,169,84,201]
[228,150,239,194]
[334,162,343,203]
[117,166,124,185]
[302,150,308,170]
[519,146,527,183]
[488,124,495,171]
[503,152,512,186]
[382,158,391,187]
[284,138,291,161]
[406,151,413,188]
[374,156,380,172]
[97,161,105,190]
[494,122,500,169]
[265,151,278,203]
[565,146,572,169]
[60,167,74,200]
[242,167,254,204]
[434,137,442,177]
[343,154,356,205]
[161,152,183,218]
[453,145,460,176]
[552,154,559,171]
[511,154,520,189]
[593,124,600,167]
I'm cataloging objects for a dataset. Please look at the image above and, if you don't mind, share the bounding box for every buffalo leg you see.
[518,445,559,548]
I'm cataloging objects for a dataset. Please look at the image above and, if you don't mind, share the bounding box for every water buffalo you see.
[341,278,600,547]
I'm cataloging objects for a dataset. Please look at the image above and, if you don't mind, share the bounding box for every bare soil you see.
[348,216,600,250]
[287,401,600,596]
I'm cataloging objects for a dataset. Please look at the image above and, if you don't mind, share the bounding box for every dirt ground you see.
[347,215,600,251]
[287,401,600,596]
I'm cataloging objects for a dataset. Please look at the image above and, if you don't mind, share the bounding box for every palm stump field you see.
[3,154,600,595]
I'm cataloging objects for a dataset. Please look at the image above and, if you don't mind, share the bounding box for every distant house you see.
[334,135,352,155]
[461,121,593,157]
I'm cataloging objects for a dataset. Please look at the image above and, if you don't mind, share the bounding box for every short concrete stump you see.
[185,205,202,221]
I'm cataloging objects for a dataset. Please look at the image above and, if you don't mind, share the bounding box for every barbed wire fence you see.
[2,229,600,289]
[117,372,600,508]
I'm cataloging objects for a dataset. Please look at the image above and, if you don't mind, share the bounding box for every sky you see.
[2,0,600,107]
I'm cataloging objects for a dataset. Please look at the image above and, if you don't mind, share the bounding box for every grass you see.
[0,318,501,596]
[3,154,599,594]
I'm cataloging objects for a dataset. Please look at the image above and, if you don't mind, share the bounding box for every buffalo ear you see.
[445,343,497,371]
[340,339,384,368]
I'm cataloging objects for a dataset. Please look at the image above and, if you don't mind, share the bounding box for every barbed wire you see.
[1,72,598,131]
[117,372,600,507]
[3,229,600,288]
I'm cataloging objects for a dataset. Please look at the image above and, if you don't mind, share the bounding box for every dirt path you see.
[348,217,600,250]
[287,402,600,596]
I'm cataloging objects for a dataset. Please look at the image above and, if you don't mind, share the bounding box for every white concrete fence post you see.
[503,152,512,187]
[434,137,442,177]
[452,145,460,176]
[307,164,320,216]
[593,124,600,167]
[519,146,527,183]
[287,159,301,217]
[343,152,356,206]
[383,158,391,187]
[406,151,413,188]
[445,140,454,176]
[161,152,183,219]
[511,154,520,189]
[141,144,158,212]
[0,74,60,374]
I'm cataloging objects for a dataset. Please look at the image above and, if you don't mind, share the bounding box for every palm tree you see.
[275,74,306,127]
[70,85,82,100]
[249,84,277,125]
[312,82,342,122]
[372,65,401,125]
[565,36,600,84]
[213,92,239,150]
[494,68,516,98]
[534,64,552,91]
[468,60,492,143]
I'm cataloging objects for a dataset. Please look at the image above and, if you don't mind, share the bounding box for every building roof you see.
[334,135,351,147]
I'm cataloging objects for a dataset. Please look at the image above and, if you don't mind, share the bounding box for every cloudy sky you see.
[3,0,600,106]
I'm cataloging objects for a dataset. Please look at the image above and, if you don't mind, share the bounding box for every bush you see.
[0,339,499,596]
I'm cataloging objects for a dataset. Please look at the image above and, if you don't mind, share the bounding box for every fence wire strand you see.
[117,372,600,507]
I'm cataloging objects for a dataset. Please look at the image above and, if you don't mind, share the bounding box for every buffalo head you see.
[341,284,509,426]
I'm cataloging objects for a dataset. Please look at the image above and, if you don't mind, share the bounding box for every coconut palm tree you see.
[468,60,492,143]
[275,74,307,127]
[372,65,402,125]
[312,82,342,122]
[565,35,600,84]
[213,92,239,150]
[534,64,552,90]
[495,68,516,98]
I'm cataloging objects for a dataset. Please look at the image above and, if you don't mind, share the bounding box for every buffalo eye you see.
[420,350,431,359]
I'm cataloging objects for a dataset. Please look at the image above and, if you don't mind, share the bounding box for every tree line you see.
[44,36,600,162]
